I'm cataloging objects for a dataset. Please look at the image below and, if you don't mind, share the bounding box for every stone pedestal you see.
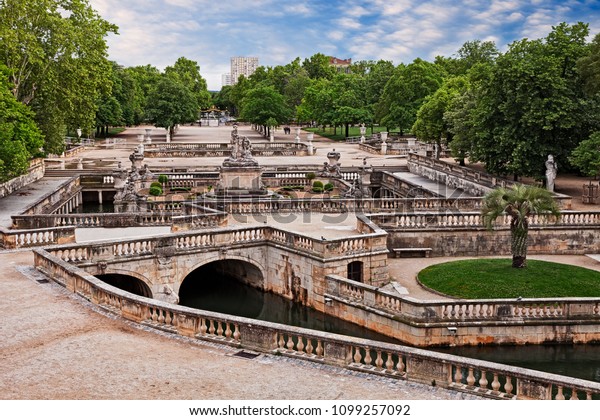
[307,133,314,155]
[217,166,265,195]
[145,128,152,143]
[295,127,301,144]
[380,132,388,155]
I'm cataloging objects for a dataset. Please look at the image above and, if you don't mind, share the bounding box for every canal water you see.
[179,273,600,383]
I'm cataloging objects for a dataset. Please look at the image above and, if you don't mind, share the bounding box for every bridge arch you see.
[180,256,267,293]
[178,257,268,317]
[96,270,153,298]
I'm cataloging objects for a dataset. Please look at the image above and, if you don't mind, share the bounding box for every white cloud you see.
[336,17,363,30]
[328,30,345,41]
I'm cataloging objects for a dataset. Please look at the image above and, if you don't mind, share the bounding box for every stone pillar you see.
[295,127,301,144]
[165,127,171,143]
[98,191,103,204]
[145,128,152,143]
[269,128,275,143]
[77,158,83,170]
[360,123,366,143]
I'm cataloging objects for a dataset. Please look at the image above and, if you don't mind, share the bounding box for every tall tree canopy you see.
[470,22,594,178]
[376,59,445,134]
[0,66,43,181]
[0,0,117,153]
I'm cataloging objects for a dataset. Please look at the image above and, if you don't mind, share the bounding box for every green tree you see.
[413,77,468,158]
[302,53,335,80]
[297,78,335,129]
[165,57,212,112]
[0,66,44,181]
[472,22,593,178]
[0,0,117,153]
[376,59,445,134]
[568,131,600,177]
[146,75,197,138]
[330,73,371,138]
[577,32,600,96]
[482,185,560,268]
[239,85,292,136]
[126,65,161,123]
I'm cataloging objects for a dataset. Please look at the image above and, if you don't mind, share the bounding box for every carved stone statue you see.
[545,154,557,192]
[223,124,258,167]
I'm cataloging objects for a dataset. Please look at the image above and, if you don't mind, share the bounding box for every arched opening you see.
[178,259,266,318]
[347,261,363,283]
[96,273,152,298]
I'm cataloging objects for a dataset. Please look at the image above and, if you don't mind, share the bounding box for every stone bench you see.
[391,247,432,258]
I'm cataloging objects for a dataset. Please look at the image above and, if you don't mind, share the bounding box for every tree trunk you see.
[510,217,528,268]
[345,123,349,138]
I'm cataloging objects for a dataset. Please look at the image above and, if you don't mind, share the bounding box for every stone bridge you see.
[42,217,389,311]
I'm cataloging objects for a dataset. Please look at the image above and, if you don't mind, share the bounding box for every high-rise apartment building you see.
[230,57,259,84]
[221,73,232,87]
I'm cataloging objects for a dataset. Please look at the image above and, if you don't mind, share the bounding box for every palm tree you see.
[481,185,560,268]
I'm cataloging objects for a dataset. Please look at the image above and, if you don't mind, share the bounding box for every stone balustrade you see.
[20,176,81,216]
[0,226,75,249]
[331,275,600,322]
[32,248,600,400]
[144,142,310,158]
[370,211,600,229]
[41,223,388,268]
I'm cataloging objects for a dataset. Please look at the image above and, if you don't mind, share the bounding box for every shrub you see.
[324,182,334,192]
[312,187,323,193]
[306,172,316,181]
[158,174,169,184]
[312,180,323,189]
[150,181,162,189]
[149,185,163,196]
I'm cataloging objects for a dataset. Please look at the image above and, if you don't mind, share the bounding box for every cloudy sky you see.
[89,0,600,90]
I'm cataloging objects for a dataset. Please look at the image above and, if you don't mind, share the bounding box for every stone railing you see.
[11,212,180,230]
[369,211,600,229]
[32,248,600,400]
[380,171,444,198]
[41,223,388,267]
[0,158,45,199]
[328,275,600,324]
[0,226,76,249]
[199,196,486,215]
[20,176,81,216]
[144,142,310,158]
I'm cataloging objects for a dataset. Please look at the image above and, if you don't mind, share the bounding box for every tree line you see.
[1,0,599,184]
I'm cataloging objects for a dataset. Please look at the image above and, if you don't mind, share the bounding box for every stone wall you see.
[386,226,600,257]
[0,158,45,198]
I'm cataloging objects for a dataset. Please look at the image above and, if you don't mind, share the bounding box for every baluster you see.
[216,321,224,337]
[225,323,232,339]
[158,310,165,324]
[385,353,394,371]
[208,320,215,335]
[556,386,565,400]
[396,355,405,375]
[454,366,463,384]
[286,335,294,351]
[305,338,313,355]
[479,370,488,390]
[375,351,383,369]
[364,347,372,366]
[491,374,501,392]
[165,311,172,326]
[570,389,579,400]
[315,340,323,357]
[466,368,475,387]
[353,347,362,364]
[233,324,241,341]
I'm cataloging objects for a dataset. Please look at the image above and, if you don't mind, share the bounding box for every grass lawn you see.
[418,259,600,299]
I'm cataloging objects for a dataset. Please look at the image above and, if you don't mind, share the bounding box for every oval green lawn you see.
[418,259,600,299]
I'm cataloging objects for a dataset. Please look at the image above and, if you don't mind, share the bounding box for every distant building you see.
[230,57,259,84]
[221,73,232,87]
[329,57,352,73]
